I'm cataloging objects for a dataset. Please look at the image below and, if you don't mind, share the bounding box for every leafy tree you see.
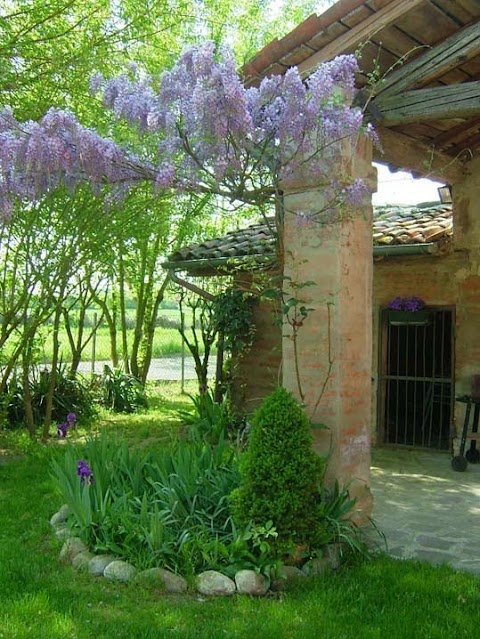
[94,188,214,384]
[0,187,114,435]
[0,0,360,407]
[0,42,371,221]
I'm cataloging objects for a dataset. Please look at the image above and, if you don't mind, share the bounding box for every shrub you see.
[99,365,148,413]
[2,366,95,429]
[230,387,326,550]
[178,390,233,444]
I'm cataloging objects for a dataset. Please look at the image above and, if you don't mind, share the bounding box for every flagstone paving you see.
[370,448,480,575]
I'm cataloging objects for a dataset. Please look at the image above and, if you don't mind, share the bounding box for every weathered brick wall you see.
[372,254,460,445]
[230,272,282,414]
[280,137,376,518]
[372,156,480,448]
[233,159,480,466]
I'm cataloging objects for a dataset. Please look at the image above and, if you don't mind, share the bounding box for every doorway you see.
[378,307,454,450]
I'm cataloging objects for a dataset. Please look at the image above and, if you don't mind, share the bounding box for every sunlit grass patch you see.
[1,386,480,639]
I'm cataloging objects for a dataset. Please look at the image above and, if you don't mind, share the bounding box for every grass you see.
[0,326,187,367]
[0,307,213,367]
[1,382,479,639]
[41,325,187,364]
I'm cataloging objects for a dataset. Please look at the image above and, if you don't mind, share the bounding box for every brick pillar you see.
[451,156,480,451]
[281,137,376,519]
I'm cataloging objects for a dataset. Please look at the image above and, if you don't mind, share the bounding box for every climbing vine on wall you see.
[212,289,257,354]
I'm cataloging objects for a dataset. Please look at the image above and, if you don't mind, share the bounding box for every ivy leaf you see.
[261,288,281,300]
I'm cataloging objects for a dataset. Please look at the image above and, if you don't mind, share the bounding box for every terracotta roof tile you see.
[373,203,453,245]
[165,203,453,269]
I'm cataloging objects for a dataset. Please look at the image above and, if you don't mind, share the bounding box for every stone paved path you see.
[370,448,480,575]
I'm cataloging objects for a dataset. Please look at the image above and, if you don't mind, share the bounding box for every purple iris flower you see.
[77,460,94,485]
[56,412,77,438]
[57,422,68,438]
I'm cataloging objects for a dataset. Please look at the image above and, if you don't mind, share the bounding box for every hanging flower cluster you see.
[0,42,374,218]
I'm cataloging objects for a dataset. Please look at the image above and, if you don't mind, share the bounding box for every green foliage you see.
[3,440,480,639]
[231,387,326,549]
[51,432,242,575]
[313,481,374,560]
[212,288,257,353]
[99,365,148,413]
[231,387,372,559]
[1,366,95,430]
[179,390,233,444]
[224,520,283,587]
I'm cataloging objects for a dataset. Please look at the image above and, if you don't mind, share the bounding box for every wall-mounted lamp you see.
[438,184,452,204]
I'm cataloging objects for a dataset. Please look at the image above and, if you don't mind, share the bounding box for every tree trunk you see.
[138,276,170,385]
[118,254,130,374]
[21,347,36,439]
[42,300,63,440]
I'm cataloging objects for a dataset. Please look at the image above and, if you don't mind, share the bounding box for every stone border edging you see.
[50,505,338,596]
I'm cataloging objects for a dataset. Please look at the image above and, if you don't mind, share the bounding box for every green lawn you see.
[40,324,187,364]
[1,383,479,639]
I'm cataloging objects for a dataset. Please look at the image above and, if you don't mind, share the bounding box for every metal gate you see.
[378,307,454,450]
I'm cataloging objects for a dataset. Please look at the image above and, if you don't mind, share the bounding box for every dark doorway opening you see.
[378,308,454,450]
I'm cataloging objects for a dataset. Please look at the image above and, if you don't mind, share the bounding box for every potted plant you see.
[384,297,431,326]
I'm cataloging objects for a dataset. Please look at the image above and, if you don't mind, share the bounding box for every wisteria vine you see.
[0,42,374,219]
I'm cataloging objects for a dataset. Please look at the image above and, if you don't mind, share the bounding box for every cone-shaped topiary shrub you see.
[231,386,327,550]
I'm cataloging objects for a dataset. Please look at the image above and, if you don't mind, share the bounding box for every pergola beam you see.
[374,127,466,184]
[297,0,424,77]
[374,82,480,127]
[375,20,480,98]
[432,116,480,149]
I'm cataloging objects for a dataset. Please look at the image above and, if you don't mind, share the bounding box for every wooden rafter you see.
[448,131,480,159]
[296,0,424,77]
[432,116,480,149]
[374,127,466,184]
[374,82,480,126]
[374,19,480,98]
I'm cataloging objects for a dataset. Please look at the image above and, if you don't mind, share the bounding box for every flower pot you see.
[386,310,431,326]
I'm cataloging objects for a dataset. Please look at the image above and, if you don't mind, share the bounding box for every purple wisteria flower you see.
[388,297,425,312]
[0,41,376,220]
[77,460,94,485]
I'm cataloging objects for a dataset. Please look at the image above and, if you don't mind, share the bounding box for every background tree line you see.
[0,0,327,435]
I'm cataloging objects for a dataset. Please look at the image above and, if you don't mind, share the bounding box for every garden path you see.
[76,355,217,381]
[370,448,480,575]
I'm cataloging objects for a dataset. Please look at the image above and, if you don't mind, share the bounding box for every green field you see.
[0,308,214,367]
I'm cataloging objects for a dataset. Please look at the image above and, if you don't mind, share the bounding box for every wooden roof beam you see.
[296,0,424,77]
[242,0,369,83]
[375,19,480,98]
[431,116,480,149]
[374,81,480,126]
[374,127,467,184]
